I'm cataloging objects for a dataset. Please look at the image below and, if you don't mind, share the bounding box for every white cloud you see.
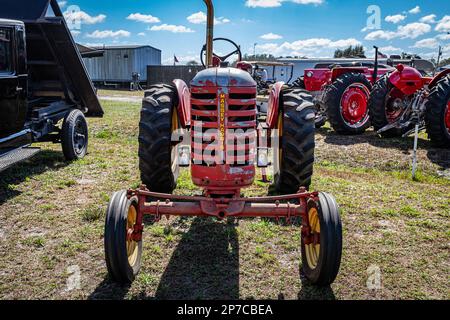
[187,11,230,25]
[260,33,283,40]
[245,0,323,8]
[385,14,406,24]
[365,22,431,40]
[412,38,438,49]
[86,30,130,39]
[63,10,106,24]
[436,33,450,41]
[420,14,436,24]
[409,6,421,14]
[435,15,450,32]
[58,1,67,8]
[70,30,80,36]
[138,32,146,36]
[379,46,402,53]
[149,24,195,33]
[255,37,362,57]
[126,13,160,24]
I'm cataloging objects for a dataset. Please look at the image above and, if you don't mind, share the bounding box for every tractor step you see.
[0,147,41,172]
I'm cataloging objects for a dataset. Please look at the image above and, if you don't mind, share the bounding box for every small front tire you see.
[105,191,143,284]
[301,192,342,286]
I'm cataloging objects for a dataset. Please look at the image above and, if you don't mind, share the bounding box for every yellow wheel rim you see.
[171,109,180,173]
[305,207,321,270]
[126,204,139,266]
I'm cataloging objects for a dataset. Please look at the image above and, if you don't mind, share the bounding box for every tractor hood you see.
[191,67,256,87]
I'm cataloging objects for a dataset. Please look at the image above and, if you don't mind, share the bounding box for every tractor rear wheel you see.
[425,75,450,147]
[324,73,371,135]
[273,88,315,193]
[105,190,143,284]
[139,84,180,193]
[301,192,342,286]
[368,74,409,138]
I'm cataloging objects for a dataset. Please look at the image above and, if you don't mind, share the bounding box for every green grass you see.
[0,98,449,300]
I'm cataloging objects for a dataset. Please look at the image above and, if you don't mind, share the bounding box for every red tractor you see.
[297,48,393,134]
[368,64,450,148]
[104,0,342,286]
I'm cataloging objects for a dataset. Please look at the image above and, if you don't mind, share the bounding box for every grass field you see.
[0,92,449,300]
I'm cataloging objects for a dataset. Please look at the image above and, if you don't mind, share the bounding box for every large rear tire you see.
[301,192,342,286]
[425,75,450,148]
[139,84,180,193]
[273,88,315,194]
[368,74,409,138]
[324,73,371,135]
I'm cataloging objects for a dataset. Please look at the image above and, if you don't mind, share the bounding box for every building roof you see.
[91,45,161,52]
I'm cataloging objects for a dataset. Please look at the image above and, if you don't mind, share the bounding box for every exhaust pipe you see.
[203,0,214,67]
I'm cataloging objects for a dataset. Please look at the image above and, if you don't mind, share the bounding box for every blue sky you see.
[60,0,450,64]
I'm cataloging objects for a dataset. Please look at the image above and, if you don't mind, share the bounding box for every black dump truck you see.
[0,0,103,172]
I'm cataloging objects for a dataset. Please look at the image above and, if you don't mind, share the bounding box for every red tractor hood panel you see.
[191,67,257,87]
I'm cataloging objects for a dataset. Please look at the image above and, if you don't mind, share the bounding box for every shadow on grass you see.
[153,217,239,300]
[0,150,69,205]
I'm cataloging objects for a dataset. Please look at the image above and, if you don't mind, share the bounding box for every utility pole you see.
[253,43,257,59]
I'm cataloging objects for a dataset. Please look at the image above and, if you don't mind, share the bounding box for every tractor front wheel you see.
[301,192,342,286]
[425,75,450,147]
[139,84,181,193]
[273,88,315,193]
[324,73,371,135]
[105,191,143,284]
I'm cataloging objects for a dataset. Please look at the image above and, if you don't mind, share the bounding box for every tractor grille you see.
[191,88,257,167]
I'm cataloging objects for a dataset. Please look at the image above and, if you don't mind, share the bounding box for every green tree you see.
[334,45,366,58]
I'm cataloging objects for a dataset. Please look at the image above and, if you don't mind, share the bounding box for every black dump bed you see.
[1,0,103,117]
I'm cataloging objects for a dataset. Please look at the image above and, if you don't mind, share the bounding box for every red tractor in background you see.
[368,65,450,148]
[104,0,342,287]
[296,47,393,134]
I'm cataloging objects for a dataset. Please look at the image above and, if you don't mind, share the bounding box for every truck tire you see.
[368,74,408,138]
[139,84,180,193]
[324,73,371,135]
[274,88,315,193]
[61,109,88,161]
[425,75,450,147]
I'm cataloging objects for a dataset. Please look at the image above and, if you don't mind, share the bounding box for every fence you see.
[147,65,205,86]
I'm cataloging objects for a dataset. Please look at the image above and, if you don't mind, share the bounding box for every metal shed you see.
[82,45,161,85]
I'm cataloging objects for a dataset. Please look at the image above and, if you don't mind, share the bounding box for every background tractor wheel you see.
[301,192,342,286]
[324,73,371,135]
[61,109,88,161]
[274,88,315,194]
[368,74,409,138]
[425,75,450,148]
[139,84,180,193]
[105,191,143,284]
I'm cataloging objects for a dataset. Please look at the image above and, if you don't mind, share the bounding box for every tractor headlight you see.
[178,146,191,167]
[306,71,313,78]
[257,148,269,168]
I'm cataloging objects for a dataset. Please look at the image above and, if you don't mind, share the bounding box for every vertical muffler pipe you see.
[203,0,214,68]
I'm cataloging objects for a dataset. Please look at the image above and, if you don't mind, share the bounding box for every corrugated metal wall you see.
[83,46,161,83]
[147,65,205,86]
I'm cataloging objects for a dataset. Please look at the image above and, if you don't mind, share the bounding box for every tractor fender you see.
[173,79,191,128]
[331,67,366,82]
[388,65,424,96]
[428,69,450,89]
[266,81,285,129]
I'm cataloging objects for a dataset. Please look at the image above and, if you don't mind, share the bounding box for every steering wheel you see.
[200,37,242,67]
